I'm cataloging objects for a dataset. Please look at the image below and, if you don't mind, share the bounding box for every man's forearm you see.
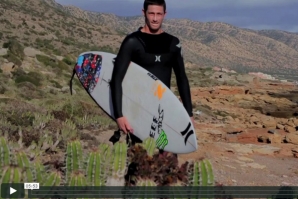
[109,36,135,119]
[110,77,123,119]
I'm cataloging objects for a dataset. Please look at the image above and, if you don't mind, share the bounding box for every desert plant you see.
[0,134,215,199]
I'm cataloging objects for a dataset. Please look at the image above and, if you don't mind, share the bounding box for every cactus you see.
[86,147,105,186]
[43,170,62,186]
[135,179,157,199]
[106,141,128,186]
[1,165,23,183]
[0,136,10,167]
[66,140,84,185]
[15,151,34,182]
[68,170,87,186]
[141,137,157,157]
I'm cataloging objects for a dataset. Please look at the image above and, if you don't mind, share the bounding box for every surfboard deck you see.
[73,51,198,154]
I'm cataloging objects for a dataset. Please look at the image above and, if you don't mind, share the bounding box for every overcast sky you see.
[56,0,298,33]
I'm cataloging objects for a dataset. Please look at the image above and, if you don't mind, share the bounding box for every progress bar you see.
[28,186,298,198]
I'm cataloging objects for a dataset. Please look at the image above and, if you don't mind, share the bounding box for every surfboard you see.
[71,51,198,154]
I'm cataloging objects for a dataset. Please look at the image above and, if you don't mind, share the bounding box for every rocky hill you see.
[1,0,298,81]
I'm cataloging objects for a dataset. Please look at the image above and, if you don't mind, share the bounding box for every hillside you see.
[46,0,298,80]
[1,0,298,81]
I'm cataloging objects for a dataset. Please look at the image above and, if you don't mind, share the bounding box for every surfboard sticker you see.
[75,53,102,93]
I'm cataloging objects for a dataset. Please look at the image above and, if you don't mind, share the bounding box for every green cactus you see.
[0,136,10,167]
[1,165,22,183]
[106,142,128,186]
[66,140,84,185]
[99,143,114,182]
[43,170,62,186]
[141,137,157,157]
[68,170,87,186]
[86,147,105,186]
[112,142,127,177]
[0,165,24,198]
[187,159,215,199]
[135,179,157,199]
[15,152,33,182]
[31,159,45,184]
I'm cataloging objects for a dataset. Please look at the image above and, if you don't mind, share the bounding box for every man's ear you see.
[142,9,145,16]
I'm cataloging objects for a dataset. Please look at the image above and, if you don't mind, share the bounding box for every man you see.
[110,0,194,157]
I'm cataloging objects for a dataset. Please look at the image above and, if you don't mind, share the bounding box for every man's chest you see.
[132,50,175,67]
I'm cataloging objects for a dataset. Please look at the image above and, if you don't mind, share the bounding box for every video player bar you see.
[28,186,298,198]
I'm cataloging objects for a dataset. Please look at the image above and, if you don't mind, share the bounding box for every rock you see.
[216,115,223,120]
[207,130,223,135]
[284,125,296,133]
[268,129,277,134]
[285,133,298,145]
[293,118,298,126]
[262,117,277,128]
[0,62,15,73]
[0,48,7,56]
[55,55,64,61]
[234,118,240,122]
[276,124,284,129]
[227,143,253,155]
[246,162,266,169]
[237,156,254,162]
[252,145,281,155]
[292,148,298,158]
[225,116,234,121]
[24,47,43,57]
[268,133,284,144]
[286,120,296,127]
[258,135,269,143]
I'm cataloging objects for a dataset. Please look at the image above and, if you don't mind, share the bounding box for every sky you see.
[56,0,298,33]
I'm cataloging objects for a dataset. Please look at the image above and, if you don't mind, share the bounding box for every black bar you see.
[28,186,298,198]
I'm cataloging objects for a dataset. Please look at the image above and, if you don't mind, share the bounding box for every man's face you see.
[143,5,166,31]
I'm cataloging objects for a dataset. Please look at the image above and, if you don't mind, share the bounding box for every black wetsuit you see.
[110,27,193,146]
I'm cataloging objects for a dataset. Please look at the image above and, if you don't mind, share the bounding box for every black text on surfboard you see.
[149,105,168,149]
[180,122,194,145]
[147,72,158,81]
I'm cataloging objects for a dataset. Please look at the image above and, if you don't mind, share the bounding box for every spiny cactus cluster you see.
[1,131,215,199]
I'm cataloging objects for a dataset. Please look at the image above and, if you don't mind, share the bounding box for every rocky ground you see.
[80,76,298,187]
[182,80,298,186]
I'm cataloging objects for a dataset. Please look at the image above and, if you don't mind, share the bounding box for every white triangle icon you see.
[10,187,16,195]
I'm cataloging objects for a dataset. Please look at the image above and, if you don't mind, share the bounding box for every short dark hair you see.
[143,0,166,12]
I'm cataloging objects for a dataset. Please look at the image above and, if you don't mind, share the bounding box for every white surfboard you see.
[72,51,198,154]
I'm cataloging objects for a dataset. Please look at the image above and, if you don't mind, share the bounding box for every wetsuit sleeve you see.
[172,38,193,117]
[110,36,135,119]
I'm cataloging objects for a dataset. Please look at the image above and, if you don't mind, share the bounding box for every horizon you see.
[55,0,298,33]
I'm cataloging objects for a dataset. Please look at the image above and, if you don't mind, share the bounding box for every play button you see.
[10,187,17,195]
[1,183,24,198]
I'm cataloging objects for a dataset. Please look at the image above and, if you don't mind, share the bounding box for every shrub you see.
[14,72,43,87]
[3,51,22,66]
[3,39,25,60]
[36,54,70,71]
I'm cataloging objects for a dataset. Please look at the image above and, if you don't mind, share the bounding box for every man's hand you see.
[116,116,133,134]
